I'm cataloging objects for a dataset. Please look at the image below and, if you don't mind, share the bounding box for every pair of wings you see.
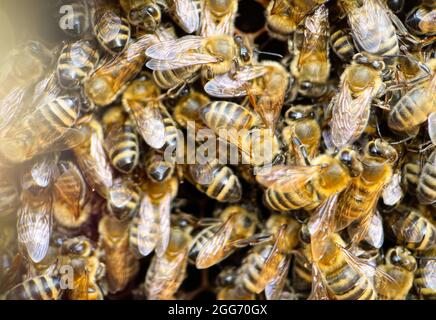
[75,124,114,198]
[145,35,219,71]
[200,1,236,36]
[297,4,329,70]
[124,99,166,149]
[256,164,322,194]
[53,161,86,220]
[133,193,172,257]
[17,192,52,263]
[330,80,374,148]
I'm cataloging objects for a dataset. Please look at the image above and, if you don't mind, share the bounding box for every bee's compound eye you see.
[146,6,159,18]
[368,142,380,156]
[308,111,316,119]
[339,150,352,165]
[240,47,250,62]
[300,81,313,90]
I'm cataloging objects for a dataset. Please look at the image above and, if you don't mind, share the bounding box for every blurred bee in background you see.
[329,53,386,149]
[144,221,193,299]
[388,59,436,136]
[200,0,237,36]
[406,2,436,37]
[335,139,397,242]
[0,41,53,132]
[265,0,327,41]
[0,95,85,165]
[73,116,114,199]
[92,0,131,55]
[216,266,255,300]
[107,177,141,221]
[102,106,140,174]
[0,174,19,218]
[384,206,436,253]
[236,215,300,300]
[56,40,100,90]
[281,105,321,165]
[129,176,178,257]
[98,214,139,294]
[414,245,436,300]
[256,148,362,212]
[188,205,267,269]
[290,4,330,98]
[376,246,417,300]
[85,34,156,106]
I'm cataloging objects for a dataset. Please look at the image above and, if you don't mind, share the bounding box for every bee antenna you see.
[253,49,283,59]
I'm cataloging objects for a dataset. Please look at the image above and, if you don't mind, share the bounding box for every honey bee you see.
[215,267,255,300]
[189,205,266,269]
[417,149,436,205]
[92,1,131,55]
[53,160,88,221]
[376,246,417,300]
[98,215,139,293]
[401,150,423,195]
[122,76,167,149]
[204,61,289,130]
[329,28,357,62]
[338,0,400,58]
[265,0,327,41]
[145,150,176,183]
[85,34,156,106]
[129,177,178,257]
[73,117,113,199]
[290,4,330,98]
[406,3,436,36]
[144,225,192,299]
[0,174,19,218]
[335,139,397,242]
[330,53,385,148]
[385,0,405,14]
[60,236,105,300]
[281,105,321,165]
[107,177,141,221]
[119,0,162,31]
[384,207,436,252]
[256,148,362,212]
[200,0,237,36]
[185,159,242,203]
[0,95,85,164]
[0,41,52,132]
[4,274,63,300]
[102,106,140,174]
[145,35,248,82]
[237,215,300,300]
[414,245,436,300]
[388,59,436,136]
[56,40,100,90]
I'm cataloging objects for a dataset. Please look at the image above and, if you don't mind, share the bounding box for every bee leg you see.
[292,136,311,166]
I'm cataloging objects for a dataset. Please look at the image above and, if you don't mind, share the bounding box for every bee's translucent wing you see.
[155,193,171,257]
[0,87,26,131]
[308,263,330,300]
[17,194,52,263]
[265,255,291,300]
[145,36,204,60]
[146,53,218,71]
[382,172,403,206]
[196,215,235,269]
[137,194,158,257]
[331,83,373,148]
[173,0,200,34]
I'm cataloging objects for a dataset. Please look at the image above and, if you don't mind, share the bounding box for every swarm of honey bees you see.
[0,0,435,301]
